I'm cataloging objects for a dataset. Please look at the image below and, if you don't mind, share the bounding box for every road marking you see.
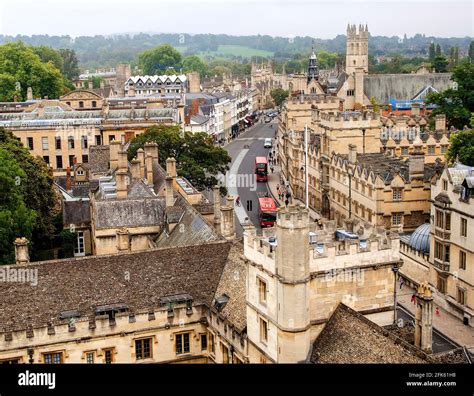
[227,148,250,225]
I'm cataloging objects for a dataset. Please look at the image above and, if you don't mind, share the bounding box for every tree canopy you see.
[0,42,68,101]
[270,88,289,107]
[445,130,474,166]
[0,148,37,264]
[426,60,474,129]
[128,125,231,191]
[138,44,182,75]
[182,55,208,77]
[0,128,59,261]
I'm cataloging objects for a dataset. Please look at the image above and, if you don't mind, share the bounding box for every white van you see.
[264,138,272,148]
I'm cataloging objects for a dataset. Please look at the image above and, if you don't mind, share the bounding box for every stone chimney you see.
[116,169,128,199]
[117,150,128,170]
[409,151,425,180]
[348,144,357,164]
[213,185,221,226]
[100,80,105,90]
[435,114,446,132]
[14,238,29,265]
[220,196,235,239]
[128,83,136,97]
[187,71,201,93]
[131,159,141,179]
[116,227,130,252]
[165,176,174,207]
[88,80,93,90]
[27,87,33,101]
[109,140,122,170]
[146,155,154,185]
[411,103,420,116]
[66,167,72,191]
[144,141,159,162]
[414,282,433,353]
[137,148,145,178]
[166,157,177,178]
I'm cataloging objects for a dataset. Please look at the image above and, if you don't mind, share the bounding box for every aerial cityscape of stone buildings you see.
[0,23,472,366]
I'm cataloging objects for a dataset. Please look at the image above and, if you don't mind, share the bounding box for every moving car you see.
[264,138,272,148]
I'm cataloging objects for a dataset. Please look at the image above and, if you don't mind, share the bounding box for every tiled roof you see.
[62,200,91,226]
[310,304,428,363]
[213,241,247,332]
[0,241,231,331]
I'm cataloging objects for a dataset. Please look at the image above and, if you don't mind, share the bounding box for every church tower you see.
[345,24,369,75]
[307,47,318,83]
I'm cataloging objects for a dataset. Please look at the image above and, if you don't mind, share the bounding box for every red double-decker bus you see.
[258,196,278,227]
[255,157,268,182]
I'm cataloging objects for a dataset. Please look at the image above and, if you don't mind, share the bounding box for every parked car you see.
[264,138,272,148]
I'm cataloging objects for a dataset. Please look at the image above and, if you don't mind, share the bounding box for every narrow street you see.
[224,120,277,236]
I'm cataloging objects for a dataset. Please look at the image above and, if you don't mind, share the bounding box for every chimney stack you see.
[220,196,235,239]
[137,148,145,178]
[165,176,174,207]
[27,87,33,101]
[117,150,128,170]
[100,80,105,90]
[409,151,425,180]
[213,185,221,226]
[66,167,72,191]
[131,159,141,179]
[414,282,433,353]
[144,142,159,162]
[128,83,136,97]
[109,140,122,170]
[116,227,130,252]
[146,155,154,185]
[411,103,420,116]
[166,157,177,178]
[435,114,446,132]
[116,169,128,199]
[14,238,30,265]
[348,144,357,164]
[88,80,93,90]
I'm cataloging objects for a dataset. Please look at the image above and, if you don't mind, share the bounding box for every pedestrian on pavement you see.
[235,195,241,206]
[270,165,274,173]
[435,306,440,317]
[399,278,404,290]
[285,198,289,206]
[411,294,416,305]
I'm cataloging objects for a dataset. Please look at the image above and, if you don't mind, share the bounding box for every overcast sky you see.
[0,0,472,38]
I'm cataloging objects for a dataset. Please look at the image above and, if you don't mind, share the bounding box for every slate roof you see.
[212,241,247,332]
[156,194,222,248]
[89,145,110,175]
[348,153,443,184]
[0,241,232,331]
[62,200,91,226]
[94,197,165,229]
[310,304,428,363]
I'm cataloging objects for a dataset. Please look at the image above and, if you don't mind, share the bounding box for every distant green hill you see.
[0,32,471,71]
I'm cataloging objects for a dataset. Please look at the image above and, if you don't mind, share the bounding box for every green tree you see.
[128,125,231,191]
[428,43,436,63]
[0,149,37,264]
[0,128,58,259]
[33,45,64,71]
[138,44,182,75]
[445,130,474,166]
[316,51,339,69]
[435,43,442,56]
[426,60,474,129]
[270,88,289,107]
[433,55,449,72]
[370,97,380,113]
[0,42,66,101]
[182,55,208,77]
[469,41,474,63]
[59,49,80,80]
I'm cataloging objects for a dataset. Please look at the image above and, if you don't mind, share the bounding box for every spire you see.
[307,44,318,83]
